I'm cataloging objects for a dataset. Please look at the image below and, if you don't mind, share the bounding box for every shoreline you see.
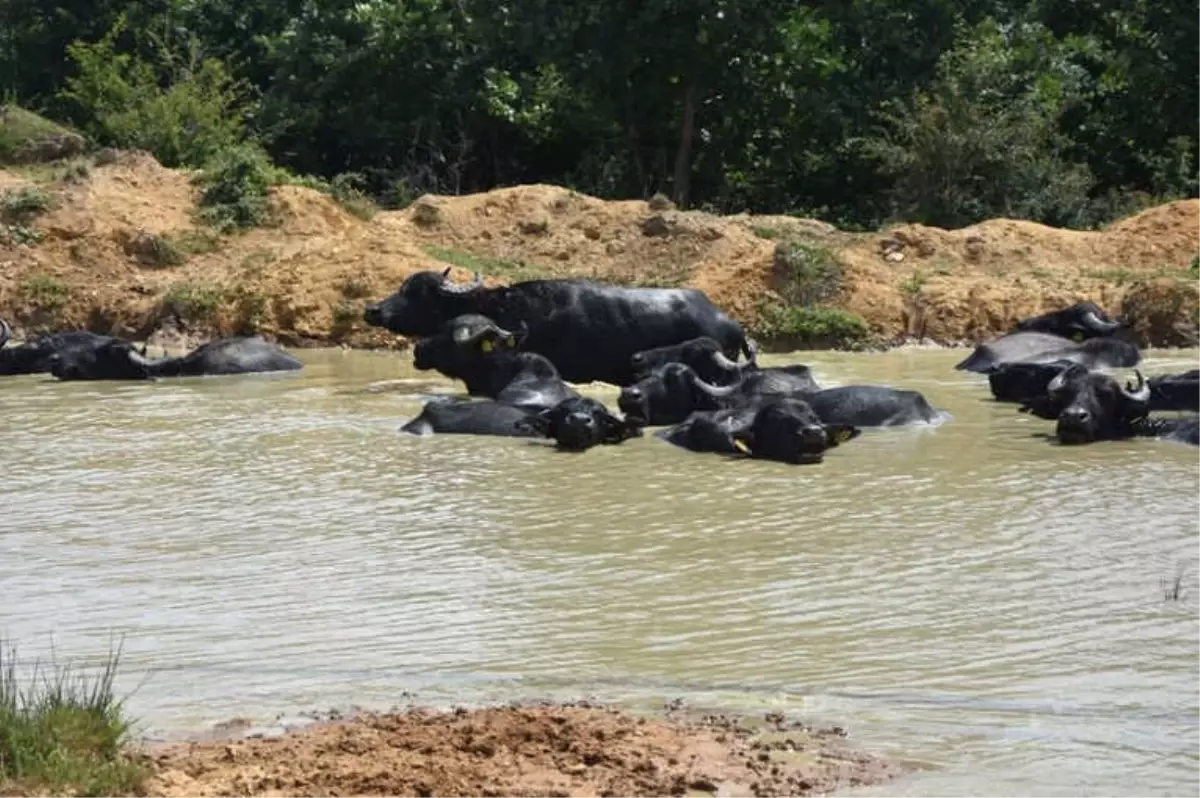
[132,699,907,797]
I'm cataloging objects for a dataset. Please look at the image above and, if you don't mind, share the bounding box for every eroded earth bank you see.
[1,149,1196,352]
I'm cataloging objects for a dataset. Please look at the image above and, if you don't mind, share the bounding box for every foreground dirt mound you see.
[0,148,1196,349]
[141,704,900,797]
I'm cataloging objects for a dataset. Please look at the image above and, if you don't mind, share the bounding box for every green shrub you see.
[163,281,222,322]
[0,187,53,223]
[193,144,275,232]
[329,172,378,220]
[753,304,871,349]
[0,106,87,165]
[772,239,843,306]
[0,640,143,796]
[60,16,248,169]
[20,274,70,310]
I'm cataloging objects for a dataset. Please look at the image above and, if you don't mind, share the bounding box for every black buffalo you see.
[400,397,539,437]
[986,360,1075,404]
[1018,365,1152,444]
[800,385,944,427]
[0,319,145,376]
[1148,370,1199,412]
[662,398,860,464]
[618,363,749,426]
[1132,417,1199,446]
[954,332,1140,374]
[629,335,818,392]
[363,267,752,386]
[49,335,302,381]
[411,314,578,410]
[1013,301,1123,340]
[515,396,643,451]
[619,362,941,428]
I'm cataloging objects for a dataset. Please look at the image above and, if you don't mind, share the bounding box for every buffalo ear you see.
[825,424,860,446]
[440,266,452,278]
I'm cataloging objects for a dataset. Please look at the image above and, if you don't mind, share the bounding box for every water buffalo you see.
[630,335,818,391]
[49,335,302,380]
[986,361,1075,404]
[1148,370,1199,412]
[0,319,145,376]
[619,362,941,428]
[400,397,540,437]
[363,268,753,386]
[1013,301,1123,340]
[1134,417,1199,446]
[514,396,643,451]
[411,314,578,410]
[1018,365,1152,444]
[662,398,860,464]
[954,332,1140,374]
[800,385,944,427]
[618,363,748,426]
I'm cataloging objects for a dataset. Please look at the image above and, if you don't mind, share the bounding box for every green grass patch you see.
[20,274,70,310]
[900,270,927,295]
[1189,254,1199,279]
[772,239,843,306]
[168,228,222,256]
[421,244,542,281]
[0,640,144,796]
[0,106,86,165]
[752,305,871,349]
[163,281,222,322]
[0,186,53,222]
[749,224,783,240]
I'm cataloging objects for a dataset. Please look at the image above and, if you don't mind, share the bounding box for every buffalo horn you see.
[438,270,484,295]
[709,350,740,372]
[1121,369,1151,404]
[0,318,10,349]
[692,372,744,398]
[452,320,514,347]
[1080,309,1120,333]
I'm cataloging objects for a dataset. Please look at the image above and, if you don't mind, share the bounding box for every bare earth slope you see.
[1,150,1195,349]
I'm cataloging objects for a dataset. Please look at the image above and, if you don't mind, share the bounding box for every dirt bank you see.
[138,703,902,797]
[1,149,1196,350]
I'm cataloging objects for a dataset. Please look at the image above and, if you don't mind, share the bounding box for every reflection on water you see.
[1,346,1197,797]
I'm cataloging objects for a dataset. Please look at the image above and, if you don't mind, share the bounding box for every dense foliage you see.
[1,0,1194,230]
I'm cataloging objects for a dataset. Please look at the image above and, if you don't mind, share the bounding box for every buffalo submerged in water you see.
[955,301,1138,373]
[362,267,754,386]
[0,319,147,376]
[48,335,303,381]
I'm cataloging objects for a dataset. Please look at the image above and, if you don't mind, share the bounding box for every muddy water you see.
[1,346,1197,796]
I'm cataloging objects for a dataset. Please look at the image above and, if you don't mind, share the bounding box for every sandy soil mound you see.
[1,149,1196,349]
[140,704,901,797]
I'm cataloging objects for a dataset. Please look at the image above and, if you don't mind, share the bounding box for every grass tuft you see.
[0,639,144,796]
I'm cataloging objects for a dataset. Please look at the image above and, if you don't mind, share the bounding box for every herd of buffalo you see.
[1,267,1197,463]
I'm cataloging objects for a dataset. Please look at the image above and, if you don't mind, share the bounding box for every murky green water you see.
[2,346,1197,796]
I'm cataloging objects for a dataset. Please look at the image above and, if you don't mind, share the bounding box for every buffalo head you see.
[629,336,745,384]
[49,339,154,381]
[363,267,486,336]
[1014,301,1122,341]
[1019,365,1152,444]
[515,396,643,451]
[618,362,744,426]
[731,398,860,464]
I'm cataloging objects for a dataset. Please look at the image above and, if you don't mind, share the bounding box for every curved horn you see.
[0,319,10,349]
[1046,368,1073,395]
[1121,369,1151,404]
[438,270,484,296]
[692,372,745,398]
[127,346,154,367]
[1080,310,1120,333]
[452,320,513,347]
[709,350,741,372]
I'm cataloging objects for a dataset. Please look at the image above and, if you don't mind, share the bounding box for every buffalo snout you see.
[1057,405,1096,444]
[363,303,384,326]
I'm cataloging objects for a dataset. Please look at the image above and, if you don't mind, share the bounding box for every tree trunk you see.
[672,81,697,208]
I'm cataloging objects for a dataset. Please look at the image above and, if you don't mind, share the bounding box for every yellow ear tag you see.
[733,439,752,455]
[503,337,516,348]
[1071,331,1084,342]
[834,428,853,443]
[480,339,495,353]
